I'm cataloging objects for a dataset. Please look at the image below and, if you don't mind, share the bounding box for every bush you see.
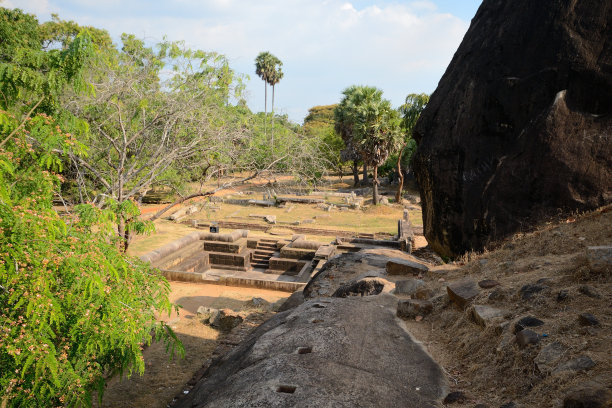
[0,111,181,407]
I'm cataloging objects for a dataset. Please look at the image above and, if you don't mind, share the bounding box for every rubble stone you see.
[516,329,540,348]
[586,246,612,274]
[397,299,433,318]
[394,279,425,296]
[447,279,480,308]
[386,259,430,276]
[469,305,506,328]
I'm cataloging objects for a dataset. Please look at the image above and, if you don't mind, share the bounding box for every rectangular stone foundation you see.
[266,257,308,276]
[156,241,204,269]
[203,238,247,254]
[280,246,317,260]
[208,250,251,271]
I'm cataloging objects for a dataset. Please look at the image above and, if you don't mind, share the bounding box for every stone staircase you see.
[251,239,278,270]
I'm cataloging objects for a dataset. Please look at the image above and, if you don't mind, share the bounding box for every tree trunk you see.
[395,143,406,203]
[264,82,267,136]
[362,163,368,186]
[123,221,131,253]
[117,217,127,252]
[352,161,360,187]
[373,166,379,205]
[271,84,275,151]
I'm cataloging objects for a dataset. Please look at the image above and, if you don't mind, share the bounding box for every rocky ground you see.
[402,206,611,407]
[171,206,611,407]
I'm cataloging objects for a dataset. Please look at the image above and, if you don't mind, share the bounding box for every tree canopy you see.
[394,92,429,201]
[0,8,324,406]
[335,85,401,204]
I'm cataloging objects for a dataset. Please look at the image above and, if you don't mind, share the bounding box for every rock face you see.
[412,0,612,257]
[174,296,447,408]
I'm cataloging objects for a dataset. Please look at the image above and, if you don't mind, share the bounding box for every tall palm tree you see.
[269,58,283,114]
[335,85,401,204]
[255,51,274,134]
[268,57,283,149]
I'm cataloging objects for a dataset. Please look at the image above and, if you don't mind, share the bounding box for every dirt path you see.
[95,283,288,408]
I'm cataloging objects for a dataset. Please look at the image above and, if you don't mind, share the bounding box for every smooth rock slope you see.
[175,294,447,408]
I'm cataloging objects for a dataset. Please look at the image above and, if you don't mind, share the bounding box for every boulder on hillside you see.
[412,0,612,257]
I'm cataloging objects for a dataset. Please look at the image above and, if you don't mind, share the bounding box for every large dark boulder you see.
[412,0,612,257]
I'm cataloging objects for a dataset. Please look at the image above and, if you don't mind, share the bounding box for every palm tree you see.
[335,85,401,204]
[269,58,283,114]
[334,85,360,186]
[396,93,429,202]
[268,57,283,149]
[255,51,274,134]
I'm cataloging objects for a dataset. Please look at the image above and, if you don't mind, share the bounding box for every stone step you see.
[156,241,203,269]
[173,253,209,273]
[252,263,269,268]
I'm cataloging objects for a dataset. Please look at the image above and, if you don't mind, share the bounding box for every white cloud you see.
[5,0,51,14]
[4,0,471,122]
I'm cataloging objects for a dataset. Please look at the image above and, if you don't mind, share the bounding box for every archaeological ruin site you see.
[1,0,610,407]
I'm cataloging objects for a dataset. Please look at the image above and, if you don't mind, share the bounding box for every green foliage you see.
[335,85,401,168]
[399,93,429,138]
[304,104,343,169]
[0,110,181,407]
[397,93,429,169]
[0,8,94,115]
[39,14,113,52]
[254,51,282,88]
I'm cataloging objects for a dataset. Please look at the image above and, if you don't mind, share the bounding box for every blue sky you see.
[5,0,482,123]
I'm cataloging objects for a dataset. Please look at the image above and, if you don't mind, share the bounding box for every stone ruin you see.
[140,216,415,292]
[140,229,338,291]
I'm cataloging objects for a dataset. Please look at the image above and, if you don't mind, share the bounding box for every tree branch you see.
[0,97,44,148]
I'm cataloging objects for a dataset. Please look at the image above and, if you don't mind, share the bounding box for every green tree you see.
[396,93,429,201]
[63,37,248,250]
[335,85,401,204]
[254,51,274,135]
[269,56,283,115]
[0,110,181,408]
[0,7,93,116]
[268,55,283,148]
[334,89,363,187]
[304,104,344,175]
[0,11,181,406]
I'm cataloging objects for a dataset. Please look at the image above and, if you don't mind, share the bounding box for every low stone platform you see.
[202,268,306,292]
[140,231,310,292]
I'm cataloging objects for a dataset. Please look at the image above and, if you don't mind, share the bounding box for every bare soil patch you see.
[95,283,288,408]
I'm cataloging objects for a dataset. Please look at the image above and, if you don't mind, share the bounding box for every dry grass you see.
[403,206,611,407]
[186,202,416,234]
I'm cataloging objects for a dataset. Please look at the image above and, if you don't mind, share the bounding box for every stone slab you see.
[586,246,612,273]
[386,258,430,276]
[469,305,506,327]
[447,279,480,308]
